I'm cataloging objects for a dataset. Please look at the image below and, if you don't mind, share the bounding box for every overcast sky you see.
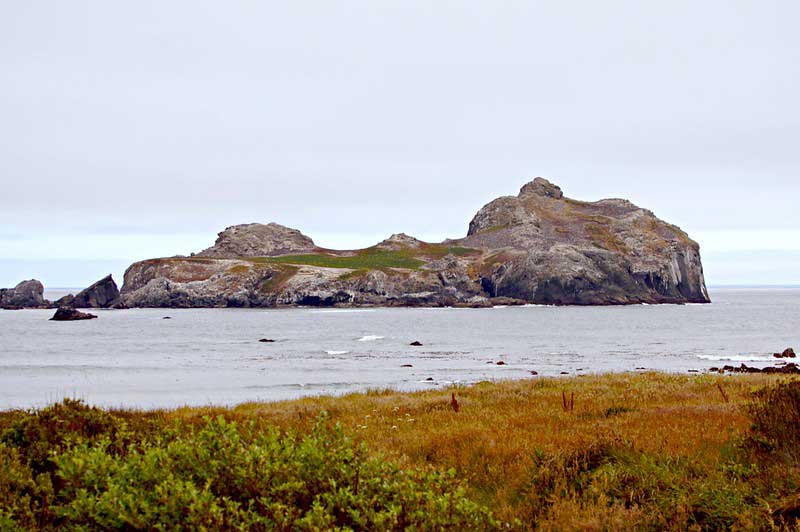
[1,1,798,288]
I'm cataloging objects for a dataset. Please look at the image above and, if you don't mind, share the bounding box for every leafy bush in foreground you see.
[0,401,499,530]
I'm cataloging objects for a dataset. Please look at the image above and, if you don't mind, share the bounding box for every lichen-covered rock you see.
[0,279,46,309]
[57,275,120,308]
[119,177,709,307]
[458,177,708,305]
[197,223,316,258]
[376,233,425,250]
[119,258,290,307]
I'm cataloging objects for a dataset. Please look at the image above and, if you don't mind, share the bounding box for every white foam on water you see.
[325,350,349,355]
[357,335,384,342]
[696,354,771,362]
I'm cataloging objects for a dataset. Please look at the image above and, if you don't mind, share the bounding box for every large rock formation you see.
[0,279,46,309]
[197,223,316,258]
[456,178,708,304]
[56,274,120,308]
[120,178,710,307]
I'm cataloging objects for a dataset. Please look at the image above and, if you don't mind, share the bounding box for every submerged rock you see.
[50,306,98,321]
[0,279,46,309]
[718,363,800,374]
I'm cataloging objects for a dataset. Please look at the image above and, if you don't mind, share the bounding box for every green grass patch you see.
[253,249,424,269]
[475,224,507,234]
[417,244,480,259]
[338,268,370,280]
[250,245,479,270]
[226,264,251,275]
[258,265,298,294]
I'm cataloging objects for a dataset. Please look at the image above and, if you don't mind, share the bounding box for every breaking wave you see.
[696,354,772,362]
[357,335,384,342]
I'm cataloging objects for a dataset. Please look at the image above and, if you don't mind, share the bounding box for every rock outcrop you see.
[0,279,46,309]
[50,306,98,321]
[119,178,710,308]
[457,177,708,304]
[774,348,796,359]
[56,274,120,308]
[197,223,316,258]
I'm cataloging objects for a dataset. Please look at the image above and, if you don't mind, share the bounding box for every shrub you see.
[0,443,46,529]
[1,399,128,475]
[0,402,500,530]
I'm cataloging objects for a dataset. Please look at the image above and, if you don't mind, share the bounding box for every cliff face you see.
[120,178,709,307]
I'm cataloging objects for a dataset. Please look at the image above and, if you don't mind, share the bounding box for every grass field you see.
[2,373,799,530]
[247,245,479,271]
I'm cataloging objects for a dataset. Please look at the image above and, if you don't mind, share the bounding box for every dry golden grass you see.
[158,372,793,526]
[2,372,798,529]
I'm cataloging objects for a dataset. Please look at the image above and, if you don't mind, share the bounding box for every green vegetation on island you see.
[249,245,479,271]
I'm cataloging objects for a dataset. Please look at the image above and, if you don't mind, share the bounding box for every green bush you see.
[1,399,129,475]
[0,402,500,530]
[588,451,763,530]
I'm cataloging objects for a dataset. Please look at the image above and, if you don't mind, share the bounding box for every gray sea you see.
[1,288,798,410]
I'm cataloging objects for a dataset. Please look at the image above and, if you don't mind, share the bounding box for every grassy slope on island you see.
[247,245,479,270]
[2,373,800,530]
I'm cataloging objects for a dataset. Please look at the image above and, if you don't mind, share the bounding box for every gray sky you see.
[1,1,798,288]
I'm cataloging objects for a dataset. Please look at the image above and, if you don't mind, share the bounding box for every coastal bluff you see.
[119,178,710,308]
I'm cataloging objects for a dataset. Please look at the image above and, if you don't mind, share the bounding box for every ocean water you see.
[1,288,798,409]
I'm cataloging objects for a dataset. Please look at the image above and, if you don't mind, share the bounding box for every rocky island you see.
[119,178,709,308]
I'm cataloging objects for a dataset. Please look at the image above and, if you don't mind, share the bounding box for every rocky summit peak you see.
[198,222,316,258]
[518,177,564,199]
[377,233,425,250]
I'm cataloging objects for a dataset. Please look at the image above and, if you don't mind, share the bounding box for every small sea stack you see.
[50,307,98,321]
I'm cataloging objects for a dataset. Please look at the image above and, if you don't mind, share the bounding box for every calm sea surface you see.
[1,288,798,409]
